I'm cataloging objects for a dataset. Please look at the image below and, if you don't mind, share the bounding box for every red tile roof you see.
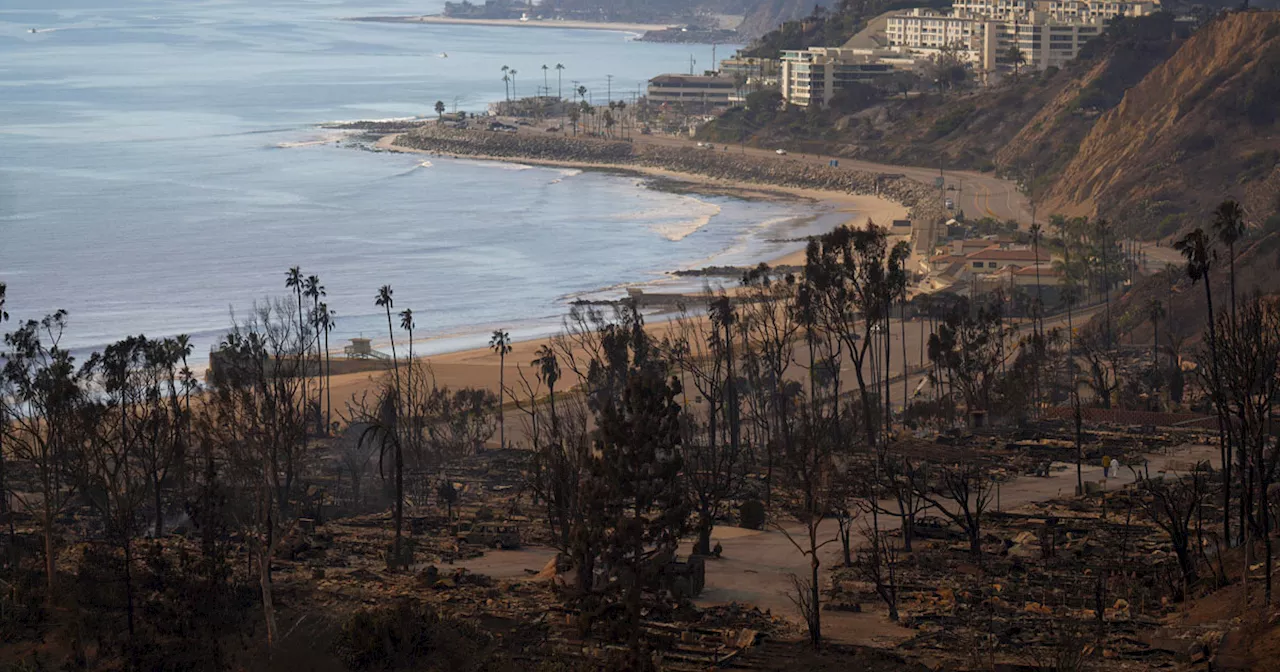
[965,247,1047,262]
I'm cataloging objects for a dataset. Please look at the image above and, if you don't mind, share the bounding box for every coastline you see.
[372,132,908,270]
[346,15,674,33]
[308,131,910,404]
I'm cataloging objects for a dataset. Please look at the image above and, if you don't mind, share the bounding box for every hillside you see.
[1043,11,1280,238]
[736,0,832,39]
[702,13,1188,197]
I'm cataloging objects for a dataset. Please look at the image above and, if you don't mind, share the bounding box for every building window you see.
[973,262,984,269]
[989,262,998,268]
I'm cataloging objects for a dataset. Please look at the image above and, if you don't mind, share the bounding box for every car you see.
[456,522,521,549]
[775,148,787,155]
[945,198,955,209]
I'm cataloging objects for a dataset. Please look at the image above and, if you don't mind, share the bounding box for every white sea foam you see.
[650,211,719,242]
[454,159,535,171]
[613,193,723,242]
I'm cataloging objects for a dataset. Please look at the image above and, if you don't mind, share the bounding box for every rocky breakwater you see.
[394,127,945,224]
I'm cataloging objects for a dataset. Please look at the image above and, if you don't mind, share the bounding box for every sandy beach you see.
[349,15,674,33]
[316,133,910,427]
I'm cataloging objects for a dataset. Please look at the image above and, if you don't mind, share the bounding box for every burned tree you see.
[667,294,746,556]
[853,519,901,622]
[910,455,996,559]
[199,298,309,645]
[927,298,1005,425]
[1137,463,1215,597]
[0,311,87,602]
[577,305,689,664]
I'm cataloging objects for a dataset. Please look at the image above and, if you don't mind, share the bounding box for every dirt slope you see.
[1043,11,1280,237]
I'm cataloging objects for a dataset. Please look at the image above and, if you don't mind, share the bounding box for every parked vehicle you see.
[456,522,521,549]
[775,148,787,155]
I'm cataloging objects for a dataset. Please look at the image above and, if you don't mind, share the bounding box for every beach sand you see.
[316,134,910,429]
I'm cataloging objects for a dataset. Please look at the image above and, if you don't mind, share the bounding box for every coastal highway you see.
[632,133,1034,226]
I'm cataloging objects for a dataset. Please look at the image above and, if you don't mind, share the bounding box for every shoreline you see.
[372,132,907,272]
[310,131,909,402]
[346,15,674,33]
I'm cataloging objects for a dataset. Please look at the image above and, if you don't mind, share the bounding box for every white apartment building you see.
[1042,0,1159,22]
[952,0,1033,20]
[886,9,983,51]
[779,47,913,107]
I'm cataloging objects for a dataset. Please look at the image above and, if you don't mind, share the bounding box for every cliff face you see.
[735,0,828,39]
[1043,12,1280,237]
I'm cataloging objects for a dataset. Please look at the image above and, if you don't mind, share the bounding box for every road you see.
[631,133,1032,226]
[459,441,1220,645]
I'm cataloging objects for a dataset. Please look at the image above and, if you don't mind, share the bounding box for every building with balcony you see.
[646,74,737,108]
[979,13,1106,72]
[887,9,983,51]
[779,47,914,107]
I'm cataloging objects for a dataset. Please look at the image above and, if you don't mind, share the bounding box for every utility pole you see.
[606,74,613,104]
[711,43,717,74]
[690,55,696,75]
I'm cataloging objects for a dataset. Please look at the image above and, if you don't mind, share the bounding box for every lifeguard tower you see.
[344,337,387,360]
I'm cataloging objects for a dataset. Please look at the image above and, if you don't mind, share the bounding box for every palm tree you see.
[1030,222,1043,334]
[502,74,510,101]
[555,63,564,99]
[1147,298,1165,370]
[376,285,400,391]
[286,267,309,441]
[1175,227,1229,543]
[577,84,587,103]
[489,330,513,448]
[304,274,325,432]
[434,100,446,120]
[541,64,549,97]
[374,285,405,568]
[1212,199,1245,328]
[533,344,560,438]
[510,69,518,99]
[1094,218,1114,347]
[317,303,336,433]
[399,308,415,409]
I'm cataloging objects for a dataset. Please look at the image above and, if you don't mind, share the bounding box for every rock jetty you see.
[394,127,947,225]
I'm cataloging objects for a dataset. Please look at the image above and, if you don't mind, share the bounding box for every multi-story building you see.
[886,9,983,51]
[645,74,736,108]
[717,52,780,88]
[1042,0,1159,22]
[979,13,1106,72]
[779,47,913,107]
[952,0,1033,20]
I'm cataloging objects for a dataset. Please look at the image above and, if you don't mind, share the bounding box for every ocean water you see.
[0,0,835,363]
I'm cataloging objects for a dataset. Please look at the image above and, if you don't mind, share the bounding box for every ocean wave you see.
[275,138,335,149]
[274,130,351,149]
[605,193,723,242]
[454,158,536,171]
[650,210,719,242]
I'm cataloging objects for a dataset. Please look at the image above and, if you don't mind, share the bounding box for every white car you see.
[775,148,787,155]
